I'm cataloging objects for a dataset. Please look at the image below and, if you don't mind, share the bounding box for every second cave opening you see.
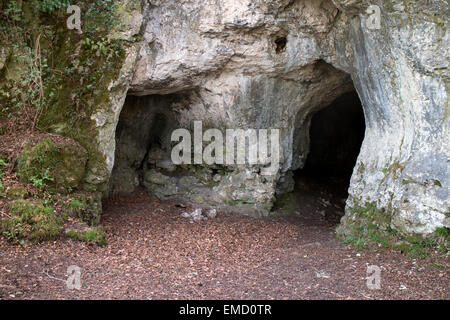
[274,90,366,222]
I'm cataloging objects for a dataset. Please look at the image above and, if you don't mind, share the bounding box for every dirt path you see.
[0,190,448,300]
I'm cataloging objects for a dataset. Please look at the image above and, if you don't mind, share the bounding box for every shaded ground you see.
[273,171,350,225]
[0,186,448,300]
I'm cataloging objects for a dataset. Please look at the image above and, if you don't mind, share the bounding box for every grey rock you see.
[155,160,177,172]
[206,209,217,219]
[84,0,447,237]
[181,212,191,218]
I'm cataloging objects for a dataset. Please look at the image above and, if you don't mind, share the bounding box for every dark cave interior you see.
[281,90,366,222]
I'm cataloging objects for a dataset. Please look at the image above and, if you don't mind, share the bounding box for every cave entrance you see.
[275,90,365,223]
[108,92,192,197]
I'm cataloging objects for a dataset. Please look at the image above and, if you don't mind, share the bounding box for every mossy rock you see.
[337,202,449,257]
[65,227,107,246]
[63,192,102,226]
[0,199,63,243]
[6,185,30,200]
[15,138,88,193]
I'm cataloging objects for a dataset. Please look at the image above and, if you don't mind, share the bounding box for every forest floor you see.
[0,184,448,300]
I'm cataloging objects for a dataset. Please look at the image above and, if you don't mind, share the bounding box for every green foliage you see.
[1,46,48,121]
[348,202,392,230]
[67,199,84,209]
[343,235,367,251]
[1,0,129,123]
[393,239,441,259]
[83,0,122,37]
[5,1,23,20]
[36,0,129,152]
[66,227,107,246]
[343,224,448,258]
[30,167,54,188]
[0,158,7,178]
[435,227,450,237]
[1,1,140,193]
[1,1,25,38]
[32,0,71,13]
[82,37,122,59]
[0,199,63,243]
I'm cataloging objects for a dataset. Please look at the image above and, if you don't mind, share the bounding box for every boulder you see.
[16,138,88,193]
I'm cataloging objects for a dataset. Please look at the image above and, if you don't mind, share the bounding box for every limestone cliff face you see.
[33,0,447,237]
[110,0,355,215]
[330,0,449,236]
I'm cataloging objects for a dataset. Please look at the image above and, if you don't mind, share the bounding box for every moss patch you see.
[6,185,30,200]
[337,202,449,258]
[270,192,300,217]
[346,201,392,231]
[66,226,107,246]
[0,199,63,243]
[63,192,102,226]
[15,138,88,193]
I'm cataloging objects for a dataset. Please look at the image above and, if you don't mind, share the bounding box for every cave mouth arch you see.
[108,77,365,221]
[274,90,366,222]
[108,92,193,197]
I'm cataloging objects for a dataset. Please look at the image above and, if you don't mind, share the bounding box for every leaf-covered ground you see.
[0,189,448,300]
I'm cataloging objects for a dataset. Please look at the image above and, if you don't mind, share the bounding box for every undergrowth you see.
[341,202,449,259]
[0,0,129,128]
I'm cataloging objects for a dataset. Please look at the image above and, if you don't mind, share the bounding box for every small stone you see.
[181,212,191,218]
[206,209,217,219]
[155,160,177,172]
[315,271,330,279]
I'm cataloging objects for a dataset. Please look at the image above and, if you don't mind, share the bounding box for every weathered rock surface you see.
[110,0,355,216]
[331,0,449,236]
